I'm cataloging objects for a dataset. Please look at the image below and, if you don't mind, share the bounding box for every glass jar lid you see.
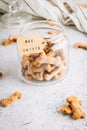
[0,0,32,28]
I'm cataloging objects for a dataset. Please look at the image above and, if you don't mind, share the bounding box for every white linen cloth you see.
[0,0,87,33]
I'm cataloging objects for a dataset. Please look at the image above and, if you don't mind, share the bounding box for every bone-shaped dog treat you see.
[40,53,62,66]
[31,64,55,79]
[2,39,16,46]
[2,35,17,46]
[31,64,55,74]
[66,96,86,119]
[32,65,44,73]
[74,42,87,50]
[0,92,22,107]
[44,64,55,72]
[44,64,64,81]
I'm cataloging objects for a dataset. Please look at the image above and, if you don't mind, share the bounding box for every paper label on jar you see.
[17,34,46,56]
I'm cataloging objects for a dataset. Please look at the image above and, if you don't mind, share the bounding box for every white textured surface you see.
[0,24,87,130]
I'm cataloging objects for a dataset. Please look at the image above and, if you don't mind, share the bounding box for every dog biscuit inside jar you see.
[17,21,69,85]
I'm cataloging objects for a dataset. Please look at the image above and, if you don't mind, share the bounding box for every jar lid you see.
[0,0,32,28]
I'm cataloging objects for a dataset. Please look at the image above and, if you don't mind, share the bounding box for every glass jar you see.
[17,20,69,85]
[0,0,32,28]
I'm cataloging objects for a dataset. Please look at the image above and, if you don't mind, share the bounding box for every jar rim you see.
[20,20,65,41]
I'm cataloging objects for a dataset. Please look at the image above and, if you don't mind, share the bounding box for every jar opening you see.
[20,20,65,41]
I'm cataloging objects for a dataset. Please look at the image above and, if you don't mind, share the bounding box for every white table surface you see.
[0,9,87,130]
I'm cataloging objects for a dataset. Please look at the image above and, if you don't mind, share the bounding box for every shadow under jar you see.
[17,20,69,86]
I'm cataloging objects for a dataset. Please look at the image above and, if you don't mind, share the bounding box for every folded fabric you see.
[0,0,87,33]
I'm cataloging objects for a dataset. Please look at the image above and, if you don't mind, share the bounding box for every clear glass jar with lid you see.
[17,20,69,85]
